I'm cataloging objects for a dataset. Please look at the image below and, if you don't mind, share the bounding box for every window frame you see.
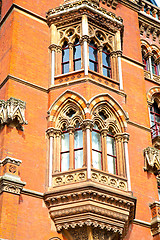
[89,40,98,73]
[73,38,81,71]
[62,42,70,74]
[102,46,111,78]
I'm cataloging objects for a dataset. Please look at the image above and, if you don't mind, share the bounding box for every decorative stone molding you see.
[44,180,136,239]
[0,97,27,130]
[144,147,160,174]
[149,202,160,236]
[0,157,25,195]
[144,70,160,84]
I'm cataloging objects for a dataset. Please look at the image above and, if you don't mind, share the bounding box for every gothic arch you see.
[147,87,160,107]
[89,93,128,132]
[141,39,152,53]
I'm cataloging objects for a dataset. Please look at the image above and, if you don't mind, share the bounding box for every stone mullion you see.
[98,46,103,75]
[69,127,74,170]
[101,129,108,172]
[69,43,73,72]
[110,51,116,80]
[55,131,61,172]
[115,134,125,177]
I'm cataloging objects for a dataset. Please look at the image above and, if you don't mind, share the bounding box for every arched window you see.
[102,46,111,78]
[62,41,69,74]
[92,123,102,170]
[107,130,117,174]
[150,101,160,138]
[73,38,81,71]
[74,122,83,169]
[151,56,158,75]
[89,40,98,72]
[61,125,70,171]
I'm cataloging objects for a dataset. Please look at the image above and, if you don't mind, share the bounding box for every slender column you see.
[110,51,117,80]
[122,133,131,191]
[56,130,61,172]
[46,128,55,186]
[50,24,58,85]
[101,129,108,171]
[83,120,93,179]
[68,42,73,72]
[51,47,55,85]
[82,15,89,75]
[98,46,103,75]
[115,133,125,177]
[116,50,123,90]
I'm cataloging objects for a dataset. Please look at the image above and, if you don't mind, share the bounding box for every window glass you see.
[61,132,69,152]
[73,38,81,71]
[74,125,83,169]
[62,41,69,74]
[92,124,102,170]
[102,47,111,78]
[89,41,98,72]
[61,132,69,171]
[107,133,116,174]
[61,153,70,172]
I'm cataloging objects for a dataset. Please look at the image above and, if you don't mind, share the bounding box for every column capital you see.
[82,119,94,130]
[49,44,61,52]
[110,51,117,57]
[101,128,108,136]
[80,35,90,44]
[46,127,61,137]
[116,50,122,57]
[97,45,103,52]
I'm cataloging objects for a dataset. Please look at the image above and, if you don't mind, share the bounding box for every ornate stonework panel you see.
[150,202,160,236]
[0,97,27,130]
[144,146,160,174]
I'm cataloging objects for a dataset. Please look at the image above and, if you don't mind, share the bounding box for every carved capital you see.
[82,119,94,130]
[46,127,62,138]
[116,50,122,57]
[80,35,90,44]
[49,44,61,52]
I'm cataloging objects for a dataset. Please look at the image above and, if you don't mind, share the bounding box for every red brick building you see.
[0,0,160,239]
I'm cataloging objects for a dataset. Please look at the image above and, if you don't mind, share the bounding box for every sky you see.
[155,0,160,7]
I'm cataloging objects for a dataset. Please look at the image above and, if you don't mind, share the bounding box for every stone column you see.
[46,127,54,187]
[82,15,89,76]
[50,24,58,84]
[83,120,93,179]
[0,157,25,240]
[98,45,103,75]
[122,133,131,191]
[116,50,123,90]
[115,133,125,177]
[110,51,117,80]
[148,53,153,79]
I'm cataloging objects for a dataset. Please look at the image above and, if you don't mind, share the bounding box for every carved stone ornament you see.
[46,0,123,32]
[143,147,160,174]
[44,180,136,239]
[149,202,160,236]
[0,97,27,130]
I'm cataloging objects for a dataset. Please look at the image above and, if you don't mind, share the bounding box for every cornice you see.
[122,54,145,68]
[133,219,151,228]
[118,0,140,12]
[0,3,46,27]
[22,188,44,199]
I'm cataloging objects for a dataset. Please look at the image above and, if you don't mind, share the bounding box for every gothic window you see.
[73,38,81,71]
[74,122,83,169]
[92,123,102,170]
[62,41,69,74]
[150,101,160,138]
[142,49,148,71]
[102,46,111,78]
[107,130,117,174]
[89,40,98,72]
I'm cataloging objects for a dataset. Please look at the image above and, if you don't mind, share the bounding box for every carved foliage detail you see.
[144,147,160,174]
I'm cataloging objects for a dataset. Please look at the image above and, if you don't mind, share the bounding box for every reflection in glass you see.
[61,132,69,171]
[92,124,102,170]
[62,41,69,74]
[74,123,83,169]
[107,133,116,174]
[89,41,98,72]
[102,47,111,78]
[73,38,81,71]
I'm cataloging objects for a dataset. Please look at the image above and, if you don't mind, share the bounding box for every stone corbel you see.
[0,100,6,126]
[6,97,27,130]
[0,157,26,195]
[149,202,160,237]
[143,147,160,174]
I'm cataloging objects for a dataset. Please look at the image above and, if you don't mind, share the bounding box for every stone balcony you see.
[44,168,136,240]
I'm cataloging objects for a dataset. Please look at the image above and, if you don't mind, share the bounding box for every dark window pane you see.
[62,63,69,74]
[62,48,69,63]
[74,60,81,71]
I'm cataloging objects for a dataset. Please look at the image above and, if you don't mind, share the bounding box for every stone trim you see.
[127,120,151,132]
[122,54,145,68]
[133,219,151,228]
[0,157,22,166]
[0,75,48,93]
[22,188,44,199]
[0,3,46,27]
[0,174,26,195]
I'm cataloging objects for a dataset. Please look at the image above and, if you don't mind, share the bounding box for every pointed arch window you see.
[62,41,69,74]
[92,123,102,170]
[102,46,111,78]
[107,130,117,174]
[142,49,148,71]
[73,38,81,71]
[61,125,70,171]
[74,122,83,169]
[89,40,98,72]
